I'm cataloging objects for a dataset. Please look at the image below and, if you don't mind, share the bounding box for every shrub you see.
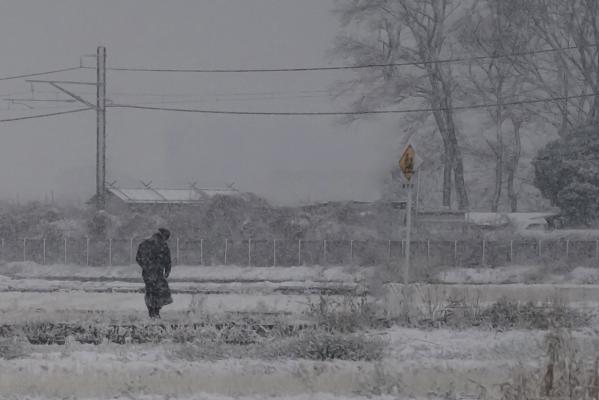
[501,328,599,400]
[0,337,27,360]
[264,329,386,361]
[306,294,380,333]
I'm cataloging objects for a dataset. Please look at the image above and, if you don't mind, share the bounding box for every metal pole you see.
[273,239,277,267]
[510,240,514,263]
[86,237,90,266]
[129,238,134,265]
[108,239,112,266]
[323,240,327,266]
[350,240,354,265]
[415,171,421,212]
[404,182,413,284]
[23,238,26,262]
[64,238,68,265]
[482,240,486,266]
[298,239,302,266]
[248,239,252,266]
[388,240,392,260]
[427,240,431,267]
[224,239,228,266]
[175,238,180,266]
[596,240,599,261]
[96,46,107,210]
[454,240,458,267]
[566,240,570,259]
[42,239,46,265]
[538,240,542,259]
[200,239,204,265]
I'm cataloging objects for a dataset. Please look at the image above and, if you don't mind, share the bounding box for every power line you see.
[0,67,81,81]
[108,92,599,116]
[0,107,91,123]
[82,45,596,73]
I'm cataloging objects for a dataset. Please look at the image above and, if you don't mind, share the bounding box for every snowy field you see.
[1,261,599,399]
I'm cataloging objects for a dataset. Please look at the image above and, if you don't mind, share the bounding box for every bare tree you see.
[515,0,599,130]
[332,0,470,209]
[458,0,534,211]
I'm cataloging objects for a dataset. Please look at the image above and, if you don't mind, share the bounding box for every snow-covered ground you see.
[3,261,599,286]
[0,262,368,283]
[437,265,599,284]
[2,327,597,399]
[2,261,598,399]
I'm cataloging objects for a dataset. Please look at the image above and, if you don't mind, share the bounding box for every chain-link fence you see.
[2,237,599,267]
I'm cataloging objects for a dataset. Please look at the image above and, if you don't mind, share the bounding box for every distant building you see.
[415,208,469,237]
[90,186,241,213]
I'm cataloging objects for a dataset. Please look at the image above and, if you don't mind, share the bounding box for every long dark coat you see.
[136,234,173,309]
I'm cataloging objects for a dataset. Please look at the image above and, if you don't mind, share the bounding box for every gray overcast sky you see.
[0,0,402,205]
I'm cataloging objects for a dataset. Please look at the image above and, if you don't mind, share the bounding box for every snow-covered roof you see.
[465,212,558,228]
[466,212,510,226]
[108,187,239,204]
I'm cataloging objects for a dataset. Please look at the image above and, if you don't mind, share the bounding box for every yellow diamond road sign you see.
[399,144,420,181]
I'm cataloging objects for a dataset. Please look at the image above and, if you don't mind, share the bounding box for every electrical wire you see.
[108,92,599,116]
[82,45,596,73]
[0,108,92,123]
[0,67,81,81]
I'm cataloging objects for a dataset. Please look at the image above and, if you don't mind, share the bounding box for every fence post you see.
[86,237,90,266]
[323,240,327,266]
[454,240,458,267]
[298,240,302,266]
[427,240,431,266]
[273,239,277,267]
[64,238,68,265]
[42,238,46,265]
[350,240,354,265]
[23,238,27,262]
[248,239,252,266]
[482,240,486,266]
[200,239,204,266]
[108,239,112,266]
[224,239,228,266]
[129,237,134,266]
[510,240,514,263]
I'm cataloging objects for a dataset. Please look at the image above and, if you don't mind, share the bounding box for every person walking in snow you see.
[136,228,173,318]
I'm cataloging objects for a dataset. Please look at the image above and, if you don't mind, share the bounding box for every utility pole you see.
[96,46,107,210]
[25,46,107,211]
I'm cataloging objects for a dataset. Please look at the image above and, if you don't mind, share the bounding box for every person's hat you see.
[158,228,171,240]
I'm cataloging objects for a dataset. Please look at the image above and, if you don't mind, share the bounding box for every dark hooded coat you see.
[136,234,173,309]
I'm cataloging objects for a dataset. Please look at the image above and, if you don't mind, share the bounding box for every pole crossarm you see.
[26,79,97,86]
[5,98,77,103]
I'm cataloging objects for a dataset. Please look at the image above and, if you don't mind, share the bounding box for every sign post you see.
[399,144,420,284]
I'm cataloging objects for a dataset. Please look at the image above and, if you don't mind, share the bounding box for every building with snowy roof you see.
[91,186,241,213]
